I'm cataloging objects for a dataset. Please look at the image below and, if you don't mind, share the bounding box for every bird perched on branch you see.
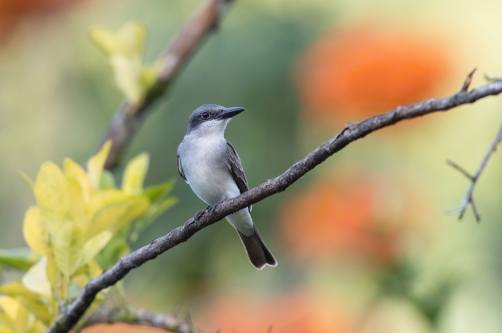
[177,104,277,269]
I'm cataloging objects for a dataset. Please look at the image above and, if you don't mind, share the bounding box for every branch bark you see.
[85,307,209,333]
[447,121,502,221]
[102,0,235,169]
[46,74,502,333]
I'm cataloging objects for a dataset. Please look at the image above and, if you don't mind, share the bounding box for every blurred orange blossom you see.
[83,323,165,333]
[295,24,452,122]
[196,292,354,333]
[277,169,430,264]
[0,0,81,40]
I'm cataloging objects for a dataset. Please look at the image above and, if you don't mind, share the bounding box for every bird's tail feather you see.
[236,226,277,270]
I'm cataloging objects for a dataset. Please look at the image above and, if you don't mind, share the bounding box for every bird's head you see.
[186,104,246,136]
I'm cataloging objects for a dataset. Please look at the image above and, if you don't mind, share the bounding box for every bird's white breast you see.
[178,132,240,206]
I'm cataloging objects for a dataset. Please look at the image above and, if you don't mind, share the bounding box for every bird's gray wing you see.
[177,154,188,183]
[226,141,252,212]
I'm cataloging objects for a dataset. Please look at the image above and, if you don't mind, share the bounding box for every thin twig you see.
[46,73,502,333]
[446,160,473,181]
[448,122,502,221]
[86,307,209,333]
[101,0,235,169]
[459,68,477,92]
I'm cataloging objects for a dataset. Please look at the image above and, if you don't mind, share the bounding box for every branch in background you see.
[47,73,502,333]
[86,307,209,333]
[447,122,502,221]
[102,0,235,169]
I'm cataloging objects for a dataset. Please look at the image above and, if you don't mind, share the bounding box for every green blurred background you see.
[1,0,502,332]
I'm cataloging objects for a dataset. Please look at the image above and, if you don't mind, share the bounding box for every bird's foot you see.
[194,209,205,221]
[207,200,223,217]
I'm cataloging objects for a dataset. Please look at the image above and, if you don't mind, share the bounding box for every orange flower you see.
[277,169,428,264]
[83,323,164,333]
[197,293,353,333]
[0,0,81,40]
[296,24,452,122]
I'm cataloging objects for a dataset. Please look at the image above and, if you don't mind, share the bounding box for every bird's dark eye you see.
[201,112,210,119]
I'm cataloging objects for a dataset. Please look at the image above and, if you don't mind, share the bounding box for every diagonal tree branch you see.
[85,307,209,333]
[447,121,502,221]
[46,74,502,333]
[102,0,235,169]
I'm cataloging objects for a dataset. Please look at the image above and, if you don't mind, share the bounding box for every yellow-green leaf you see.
[0,326,14,333]
[63,158,92,202]
[89,28,121,55]
[141,61,163,90]
[131,196,177,242]
[33,162,70,226]
[114,197,150,232]
[100,170,116,190]
[81,231,112,266]
[0,297,18,319]
[19,299,50,326]
[122,153,149,196]
[21,258,51,299]
[45,256,59,293]
[53,224,84,278]
[87,260,103,279]
[87,141,112,190]
[110,55,144,105]
[23,207,49,256]
[90,22,146,58]
[143,179,175,203]
[88,201,130,238]
[0,282,40,302]
[0,248,36,271]
[28,320,46,333]
[14,299,28,333]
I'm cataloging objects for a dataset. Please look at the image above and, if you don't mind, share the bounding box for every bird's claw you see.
[207,201,223,217]
[194,209,204,221]
[194,201,222,222]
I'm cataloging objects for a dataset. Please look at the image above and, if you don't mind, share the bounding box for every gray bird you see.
[177,104,277,269]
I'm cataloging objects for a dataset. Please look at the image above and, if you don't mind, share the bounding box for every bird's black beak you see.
[217,107,246,119]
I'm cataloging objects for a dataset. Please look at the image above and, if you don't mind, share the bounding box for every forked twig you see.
[448,122,502,221]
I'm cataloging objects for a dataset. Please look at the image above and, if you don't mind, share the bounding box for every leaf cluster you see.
[0,141,176,333]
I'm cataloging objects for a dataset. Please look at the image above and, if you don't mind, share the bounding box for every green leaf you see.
[130,196,177,242]
[100,170,116,190]
[0,248,36,271]
[95,237,129,270]
[143,179,175,203]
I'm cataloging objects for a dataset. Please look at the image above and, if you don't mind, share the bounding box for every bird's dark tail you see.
[236,226,277,270]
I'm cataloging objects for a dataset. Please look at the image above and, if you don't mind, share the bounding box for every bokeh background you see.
[1,0,502,332]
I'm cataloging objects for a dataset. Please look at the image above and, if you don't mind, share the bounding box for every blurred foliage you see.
[0,142,176,332]
[89,22,163,105]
